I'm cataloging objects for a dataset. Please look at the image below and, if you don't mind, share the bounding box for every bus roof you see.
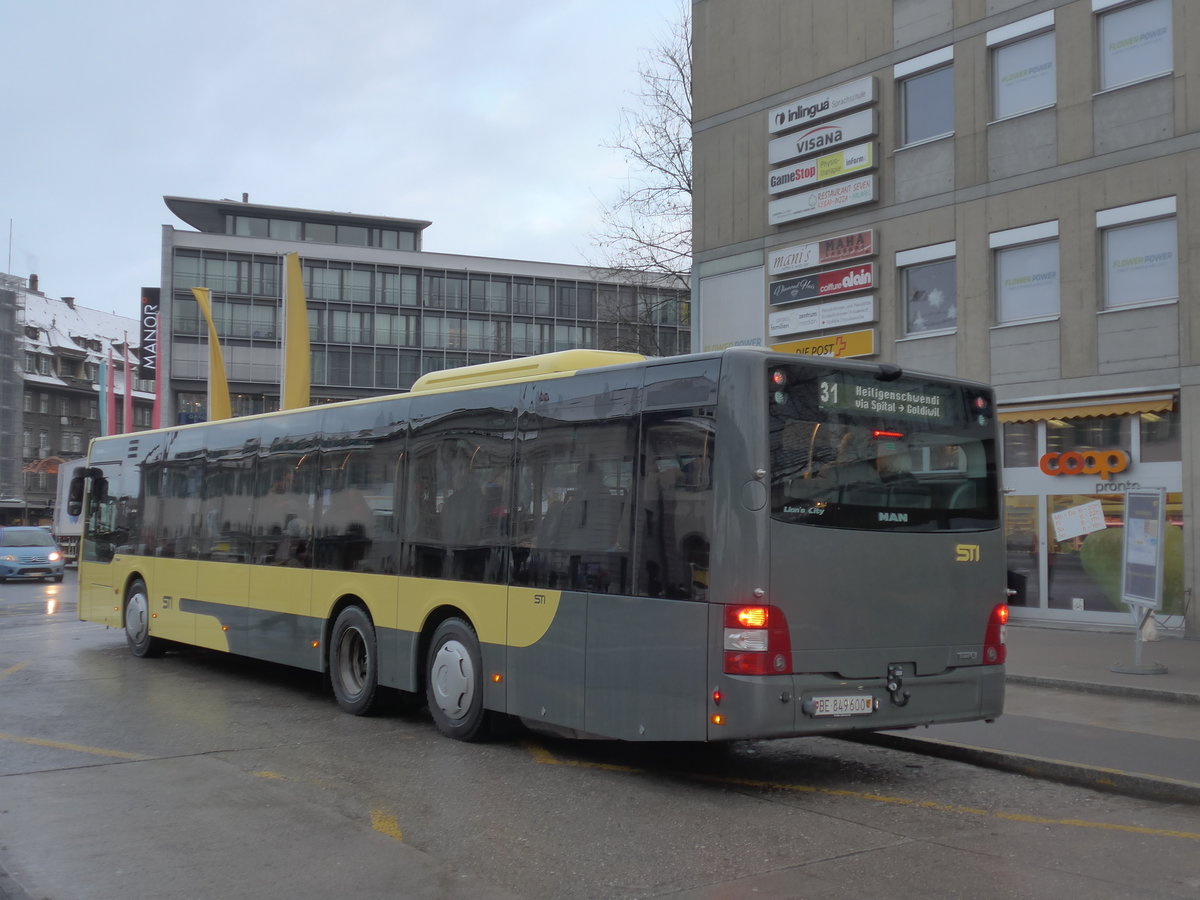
[408,349,646,394]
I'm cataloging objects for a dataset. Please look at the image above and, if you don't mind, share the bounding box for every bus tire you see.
[329,605,380,715]
[426,617,490,741]
[125,579,165,658]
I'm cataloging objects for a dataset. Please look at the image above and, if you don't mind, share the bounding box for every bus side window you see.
[638,412,715,600]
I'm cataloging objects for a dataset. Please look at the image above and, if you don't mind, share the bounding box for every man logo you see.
[955,544,980,562]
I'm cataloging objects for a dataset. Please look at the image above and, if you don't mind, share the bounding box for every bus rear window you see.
[768,364,999,532]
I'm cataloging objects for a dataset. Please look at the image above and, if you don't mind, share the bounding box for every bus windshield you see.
[768,363,999,532]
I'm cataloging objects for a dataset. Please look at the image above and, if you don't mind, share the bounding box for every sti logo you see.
[955,544,980,563]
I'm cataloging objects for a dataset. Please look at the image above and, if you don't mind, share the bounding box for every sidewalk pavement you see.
[852,623,1200,805]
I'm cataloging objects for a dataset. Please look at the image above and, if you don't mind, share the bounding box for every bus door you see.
[246,413,321,666]
[191,422,260,652]
[77,434,164,628]
[148,428,209,646]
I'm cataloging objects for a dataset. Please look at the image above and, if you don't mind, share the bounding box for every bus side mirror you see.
[67,474,86,517]
[68,468,107,516]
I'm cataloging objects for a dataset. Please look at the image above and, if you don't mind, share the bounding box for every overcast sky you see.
[3,0,683,322]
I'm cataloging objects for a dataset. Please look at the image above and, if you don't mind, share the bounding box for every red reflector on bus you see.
[873,430,904,439]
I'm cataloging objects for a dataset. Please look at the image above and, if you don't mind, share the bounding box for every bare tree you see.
[593,2,692,355]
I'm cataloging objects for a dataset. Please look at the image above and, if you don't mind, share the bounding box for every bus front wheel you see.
[329,605,380,715]
[426,618,490,741]
[125,579,165,658]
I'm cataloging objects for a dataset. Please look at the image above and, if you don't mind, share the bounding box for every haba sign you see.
[767,109,877,166]
[768,143,875,196]
[768,175,877,226]
[768,229,874,276]
[771,328,876,359]
[768,76,876,135]
[769,263,875,306]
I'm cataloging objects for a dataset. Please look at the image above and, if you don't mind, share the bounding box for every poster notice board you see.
[1122,489,1166,609]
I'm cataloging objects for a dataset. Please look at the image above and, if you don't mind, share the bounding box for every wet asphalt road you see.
[2,572,1199,899]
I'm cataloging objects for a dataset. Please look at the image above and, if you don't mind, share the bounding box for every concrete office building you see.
[692,0,1197,636]
[158,196,691,423]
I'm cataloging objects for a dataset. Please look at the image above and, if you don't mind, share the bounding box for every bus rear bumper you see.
[708,664,1005,741]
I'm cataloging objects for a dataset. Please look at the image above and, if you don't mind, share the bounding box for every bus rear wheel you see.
[125,579,165,658]
[426,618,490,741]
[329,605,380,715]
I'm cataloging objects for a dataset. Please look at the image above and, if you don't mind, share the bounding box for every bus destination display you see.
[817,374,951,423]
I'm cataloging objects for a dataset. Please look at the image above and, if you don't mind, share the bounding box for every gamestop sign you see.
[768,143,875,196]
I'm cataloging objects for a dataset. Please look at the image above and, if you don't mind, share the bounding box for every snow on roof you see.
[21,292,142,366]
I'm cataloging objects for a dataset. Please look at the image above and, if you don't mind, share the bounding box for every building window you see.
[1046,491,1184,614]
[1140,407,1180,462]
[1099,199,1177,308]
[1098,0,1172,91]
[337,225,369,247]
[896,47,954,145]
[897,242,956,335]
[990,13,1056,119]
[400,272,419,307]
[233,216,269,237]
[307,266,342,301]
[1003,422,1039,468]
[329,310,372,344]
[269,219,301,240]
[1045,415,1130,457]
[992,222,1060,323]
[304,222,336,244]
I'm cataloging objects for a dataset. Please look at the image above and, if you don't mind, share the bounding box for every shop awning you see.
[999,392,1176,424]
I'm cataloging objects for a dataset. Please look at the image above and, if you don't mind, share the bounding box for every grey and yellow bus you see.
[72,348,1006,742]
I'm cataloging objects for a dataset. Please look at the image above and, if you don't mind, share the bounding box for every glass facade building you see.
[161,196,690,423]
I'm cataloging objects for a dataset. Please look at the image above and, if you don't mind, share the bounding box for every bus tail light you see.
[983,603,1008,665]
[724,604,792,675]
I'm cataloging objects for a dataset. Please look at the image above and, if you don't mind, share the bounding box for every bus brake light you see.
[724,604,792,675]
[983,603,1008,665]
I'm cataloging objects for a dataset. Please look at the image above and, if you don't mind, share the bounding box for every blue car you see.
[0,527,66,583]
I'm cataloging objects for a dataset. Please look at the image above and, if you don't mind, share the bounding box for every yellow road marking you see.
[0,732,146,760]
[371,809,404,841]
[253,770,287,780]
[1,662,29,679]
[526,744,1200,842]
